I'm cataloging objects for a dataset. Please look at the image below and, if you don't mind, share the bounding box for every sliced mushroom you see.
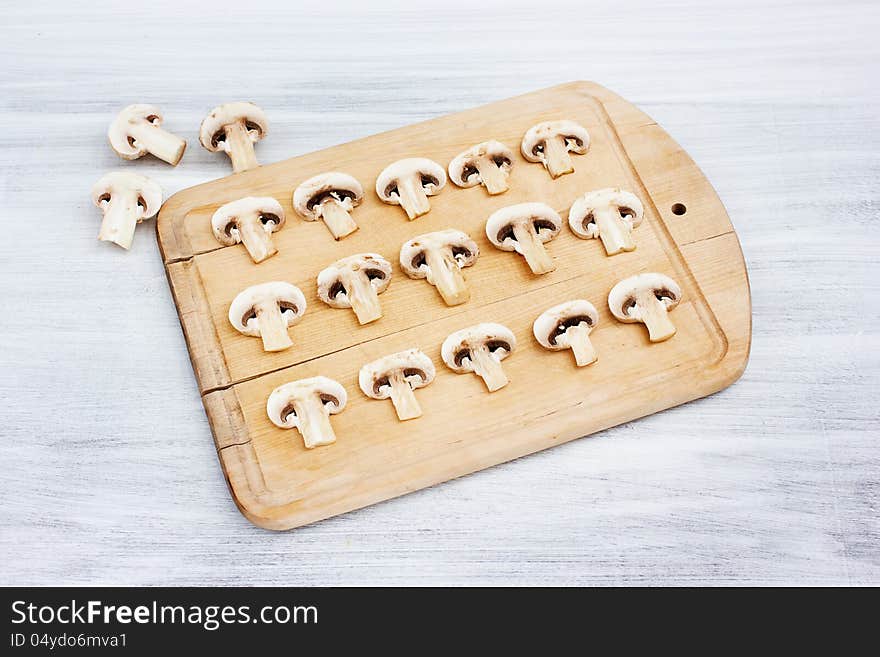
[533,300,599,367]
[608,273,682,343]
[228,281,306,352]
[441,323,516,392]
[107,104,186,165]
[211,196,285,264]
[399,229,479,306]
[358,349,435,421]
[199,102,268,173]
[448,140,515,195]
[485,202,562,275]
[90,171,163,250]
[292,172,364,240]
[267,376,347,449]
[375,158,446,220]
[316,253,392,325]
[569,188,644,256]
[521,120,590,178]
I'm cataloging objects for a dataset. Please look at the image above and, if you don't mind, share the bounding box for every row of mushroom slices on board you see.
[265,271,682,448]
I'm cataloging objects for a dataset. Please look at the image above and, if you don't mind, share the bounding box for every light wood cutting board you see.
[158,81,751,530]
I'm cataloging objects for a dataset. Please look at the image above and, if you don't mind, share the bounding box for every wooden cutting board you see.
[158,81,751,530]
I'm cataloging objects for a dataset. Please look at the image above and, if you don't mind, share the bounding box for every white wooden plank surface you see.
[0,0,877,585]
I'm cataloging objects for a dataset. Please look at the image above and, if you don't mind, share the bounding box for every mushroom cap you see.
[375,158,447,203]
[485,202,562,251]
[358,349,436,400]
[107,104,164,159]
[316,253,392,309]
[520,120,591,162]
[267,376,347,429]
[608,273,682,323]
[199,101,268,152]
[399,229,479,279]
[292,172,364,220]
[533,300,599,350]
[448,140,515,188]
[228,281,306,337]
[440,323,517,373]
[211,196,285,246]
[568,188,644,239]
[90,171,163,218]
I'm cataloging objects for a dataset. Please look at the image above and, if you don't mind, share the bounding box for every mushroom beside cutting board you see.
[521,120,590,178]
[399,229,479,306]
[267,377,347,449]
[316,253,392,325]
[292,172,364,240]
[448,140,515,195]
[486,202,562,275]
[441,323,516,392]
[199,102,268,173]
[91,171,163,250]
[358,349,435,421]
[533,300,600,366]
[608,273,682,342]
[375,158,446,220]
[228,281,306,352]
[108,104,186,165]
[569,188,644,256]
[211,196,286,264]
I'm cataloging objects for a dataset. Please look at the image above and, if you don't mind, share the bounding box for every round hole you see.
[671,203,687,216]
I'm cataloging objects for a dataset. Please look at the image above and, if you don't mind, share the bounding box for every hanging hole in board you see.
[671,203,687,216]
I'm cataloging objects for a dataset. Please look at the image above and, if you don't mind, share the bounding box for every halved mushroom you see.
[533,300,600,367]
[91,171,163,250]
[399,229,479,306]
[211,197,285,264]
[316,253,392,325]
[485,202,562,275]
[358,349,435,421]
[228,281,306,352]
[608,273,682,343]
[292,172,364,240]
[199,102,268,173]
[108,104,186,165]
[569,188,644,256]
[267,376,347,449]
[521,120,590,178]
[448,140,515,195]
[441,323,516,392]
[375,158,446,220]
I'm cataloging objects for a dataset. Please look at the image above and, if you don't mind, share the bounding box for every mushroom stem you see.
[425,249,470,306]
[564,324,597,367]
[637,292,677,343]
[97,193,140,250]
[223,120,259,173]
[128,122,186,166]
[512,222,556,274]
[346,273,383,325]
[595,208,635,255]
[396,176,431,220]
[475,158,509,195]
[237,217,277,263]
[387,370,422,421]
[295,396,337,448]
[470,345,509,392]
[318,199,358,240]
[542,136,574,178]
[255,300,293,352]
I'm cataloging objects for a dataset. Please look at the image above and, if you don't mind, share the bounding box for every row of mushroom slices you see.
[265,272,682,448]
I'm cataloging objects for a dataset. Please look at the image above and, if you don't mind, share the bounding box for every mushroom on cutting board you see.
[91,171,163,250]
[399,229,479,306]
[569,188,644,256]
[316,253,392,325]
[441,323,516,392]
[228,281,306,352]
[211,197,285,264]
[486,202,562,275]
[375,158,446,220]
[199,102,268,173]
[267,377,347,449]
[448,140,515,195]
[533,300,600,367]
[358,349,435,421]
[608,273,682,343]
[108,104,186,165]
[293,172,364,240]
[521,120,590,178]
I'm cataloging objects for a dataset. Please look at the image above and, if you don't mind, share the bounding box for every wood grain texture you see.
[0,0,877,583]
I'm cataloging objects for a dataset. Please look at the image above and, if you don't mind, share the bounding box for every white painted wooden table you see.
[1,0,877,586]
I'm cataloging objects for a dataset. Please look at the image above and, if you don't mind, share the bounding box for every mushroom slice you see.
[228,281,306,352]
[608,273,682,343]
[375,158,446,220]
[211,196,286,264]
[533,300,600,367]
[91,171,163,250]
[521,120,590,178]
[267,376,347,449]
[199,101,268,173]
[293,172,364,240]
[448,140,515,195]
[316,253,392,325]
[569,188,644,256]
[358,349,435,421]
[441,323,516,392]
[107,104,186,165]
[399,229,479,306]
[485,202,562,275]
